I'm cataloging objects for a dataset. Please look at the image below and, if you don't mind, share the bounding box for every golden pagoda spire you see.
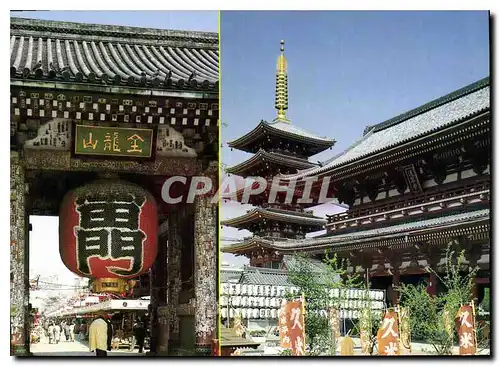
[274,39,290,122]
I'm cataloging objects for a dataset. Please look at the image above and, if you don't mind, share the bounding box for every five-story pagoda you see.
[222,41,335,268]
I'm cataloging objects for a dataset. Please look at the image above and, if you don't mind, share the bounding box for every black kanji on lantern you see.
[74,192,147,277]
[76,229,109,275]
[109,229,145,275]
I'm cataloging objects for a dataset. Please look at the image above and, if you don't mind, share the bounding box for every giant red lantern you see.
[59,180,158,292]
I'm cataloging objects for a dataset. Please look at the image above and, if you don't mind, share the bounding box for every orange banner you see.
[279,300,305,356]
[455,305,476,355]
[278,303,292,350]
[377,310,400,356]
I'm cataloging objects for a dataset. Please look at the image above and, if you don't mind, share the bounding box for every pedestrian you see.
[89,311,109,356]
[105,317,113,352]
[133,321,146,353]
[64,322,70,342]
[47,323,54,345]
[60,321,66,341]
[69,322,75,342]
[54,323,61,344]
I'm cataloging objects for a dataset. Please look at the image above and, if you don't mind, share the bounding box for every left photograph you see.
[10,11,219,357]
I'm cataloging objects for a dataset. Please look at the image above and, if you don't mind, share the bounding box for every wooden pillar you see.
[193,178,218,356]
[10,152,29,356]
[426,272,437,296]
[167,209,182,350]
[391,269,400,306]
[151,229,169,355]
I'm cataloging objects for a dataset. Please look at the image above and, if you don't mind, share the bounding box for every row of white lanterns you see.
[220,283,385,300]
[220,308,384,320]
[220,284,301,297]
[220,295,385,310]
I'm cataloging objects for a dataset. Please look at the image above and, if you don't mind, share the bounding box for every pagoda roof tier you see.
[221,208,489,254]
[10,18,218,91]
[227,120,335,156]
[279,77,490,181]
[225,149,316,177]
[220,207,326,229]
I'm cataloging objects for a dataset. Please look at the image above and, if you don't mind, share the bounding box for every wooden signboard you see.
[74,125,154,158]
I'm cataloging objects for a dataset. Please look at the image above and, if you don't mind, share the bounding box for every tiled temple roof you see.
[225,149,316,177]
[279,77,490,180]
[220,207,326,228]
[227,120,335,156]
[221,256,333,286]
[10,17,218,91]
[240,267,291,286]
[221,208,489,252]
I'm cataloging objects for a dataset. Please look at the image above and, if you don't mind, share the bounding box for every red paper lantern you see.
[59,179,158,280]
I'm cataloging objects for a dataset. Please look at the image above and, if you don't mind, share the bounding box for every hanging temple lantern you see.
[59,179,158,293]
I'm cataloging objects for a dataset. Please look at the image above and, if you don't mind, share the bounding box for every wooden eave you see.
[227,121,335,156]
[220,208,326,229]
[225,149,316,177]
[281,110,490,184]
[222,209,489,254]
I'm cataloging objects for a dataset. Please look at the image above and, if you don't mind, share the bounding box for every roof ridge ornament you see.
[274,39,290,123]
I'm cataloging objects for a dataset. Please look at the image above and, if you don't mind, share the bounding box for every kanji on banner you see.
[279,303,292,350]
[377,310,400,356]
[455,304,476,355]
[279,300,306,356]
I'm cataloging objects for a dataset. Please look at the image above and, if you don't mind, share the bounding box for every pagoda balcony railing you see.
[326,179,489,230]
[261,204,314,216]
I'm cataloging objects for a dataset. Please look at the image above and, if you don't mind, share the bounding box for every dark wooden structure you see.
[222,40,490,307]
[10,17,219,356]
[222,40,335,268]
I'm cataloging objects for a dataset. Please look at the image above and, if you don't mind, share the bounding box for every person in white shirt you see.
[89,311,109,356]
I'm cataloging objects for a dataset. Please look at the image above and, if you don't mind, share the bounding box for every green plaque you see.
[74,125,154,158]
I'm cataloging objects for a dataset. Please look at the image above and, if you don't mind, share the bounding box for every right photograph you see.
[219,11,490,357]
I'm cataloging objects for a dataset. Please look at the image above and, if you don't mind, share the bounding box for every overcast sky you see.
[220,11,489,266]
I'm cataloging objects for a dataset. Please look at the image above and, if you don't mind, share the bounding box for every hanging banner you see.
[377,310,400,356]
[278,302,291,350]
[329,307,341,351]
[398,306,411,354]
[455,304,476,355]
[359,308,372,355]
[279,300,305,356]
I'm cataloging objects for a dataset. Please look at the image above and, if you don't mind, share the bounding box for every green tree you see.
[285,251,362,355]
[397,245,478,355]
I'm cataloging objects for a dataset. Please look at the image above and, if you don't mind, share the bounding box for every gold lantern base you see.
[93,278,128,293]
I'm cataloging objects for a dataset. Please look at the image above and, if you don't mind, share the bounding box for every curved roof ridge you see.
[266,120,334,143]
[368,76,490,134]
[280,128,376,179]
[11,17,218,45]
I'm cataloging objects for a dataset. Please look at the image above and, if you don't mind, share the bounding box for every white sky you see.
[29,216,84,294]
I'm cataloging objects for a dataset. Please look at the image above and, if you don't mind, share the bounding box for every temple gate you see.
[10,18,219,356]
